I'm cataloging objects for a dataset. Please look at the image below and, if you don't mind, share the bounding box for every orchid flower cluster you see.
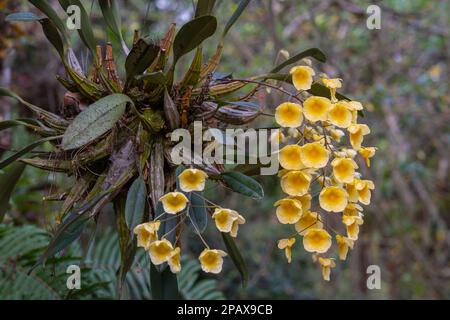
[274,65,376,281]
[133,168,244,274]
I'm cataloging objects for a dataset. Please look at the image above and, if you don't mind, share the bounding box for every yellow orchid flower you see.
[303,228,332,253]
[303,96,332,122]
[148,239,174,265]
[295,211,323,235]
[348,124,370,150]
[319,186,349,212]
[168,247,181,273]
[289,193,312,212]
[133,221,161,250]
[199,249,227,274]
[280,170,312,196]
[275,102,303,128]
[336,235,354,260]
[278,237,296,263]
[300,142,330,169]
[321,77,342,102]
[358,146,376,167]
[230,214,246,238]
[279,144,304,170]
[318,257,336,281]
[274,198,303,224]
[331,157,358,184]
[159,192,189,214]
[290,66,315,91]
[328,101,353,128]
[178,168,208,192]
[354,179,375,205]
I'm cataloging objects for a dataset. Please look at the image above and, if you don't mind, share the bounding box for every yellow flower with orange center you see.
[279,145,304,170]
[278,237,296,263]
[328,101,353,128]
[199,249,227,274]
[331,157,358,184]
[318,257,336,281]
[280,170,312,196]
[348,124,370,150]
[319,186,349,212]
[212,208,238,233]
[336,235,354,260]
[303,96,332,122]
[212,208,245,237]
[303,228,332,253]
[300,142,330,169]
[133,220,160,250]
[148,239,174,265]
[159,192,189,214]
[358,146,376,167]
[178,168,208,192]
[295,211,323,235]
[290,66,315,91]
[274,198,303,224]
[275,102,303,128]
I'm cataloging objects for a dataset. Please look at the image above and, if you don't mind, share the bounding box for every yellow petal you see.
[159,192,189,214]
[275,102,303,128]
[290,66,315,91]
[303,96,332,122]
[319,186,348,212]
[300,142,330,169]
[149,239,174,265]
[279,145,304,170]
[199,249,227,274]
[303,228,332,253]
[274,198,303,224]
[178,168,208,192]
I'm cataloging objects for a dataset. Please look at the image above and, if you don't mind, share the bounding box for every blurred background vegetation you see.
[0,0,448,299]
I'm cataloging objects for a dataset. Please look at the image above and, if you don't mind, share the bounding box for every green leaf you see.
[308,83,350,101]
[0,162,26,222]
[270,48,326,73]
[61,94,130,150]
[172,15,217,64]
[0,135,61,170]
[195,0,216,17]
[135,71,166,85]
[125,39,160,84]
[222,0,251,38]
[29,0,67,40]
[0,119,41,131]
[156,202,177,245]
[125,177,147,231]
[221,232,248,286]
[39,18,65,58]
[5,12,41,21]
[186,192,208,233]
[221,171,264,199]
[150,262,179,300]
[99,0,128,54]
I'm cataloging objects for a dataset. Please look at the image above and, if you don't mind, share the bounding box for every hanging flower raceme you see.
[3,1,378,295]
[272,65,375,281]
